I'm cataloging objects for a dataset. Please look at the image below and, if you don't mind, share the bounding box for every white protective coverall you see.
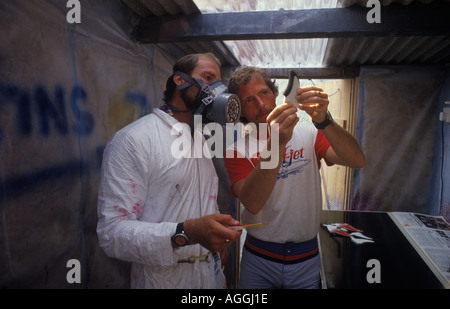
[97,108,226,288]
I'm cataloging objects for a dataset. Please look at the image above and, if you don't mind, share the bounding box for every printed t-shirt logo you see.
[278,145,311,179]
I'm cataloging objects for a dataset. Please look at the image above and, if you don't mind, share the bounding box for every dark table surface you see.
[319,210,444,289]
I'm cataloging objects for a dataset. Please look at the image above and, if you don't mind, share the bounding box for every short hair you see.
[163,53,221,103]
[228,67,278,123]
[228,67,278,96]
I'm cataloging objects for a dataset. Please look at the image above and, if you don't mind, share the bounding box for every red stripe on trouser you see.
[244,239,318,262]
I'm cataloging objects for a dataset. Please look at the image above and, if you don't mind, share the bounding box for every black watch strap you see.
[171,222,189,247]
[313,111,333,130]
[175,222,184,234]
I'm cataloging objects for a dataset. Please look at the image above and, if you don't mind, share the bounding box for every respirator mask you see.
[174,71,241,127]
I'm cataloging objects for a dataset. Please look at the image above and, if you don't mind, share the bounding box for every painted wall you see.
[0,0,176,288]
[429,70,450,220]
[351,65,450,222]
[0,0,239,289]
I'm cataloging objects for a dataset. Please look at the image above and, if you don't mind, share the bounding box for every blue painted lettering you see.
[35,85,69,136]
[0,83,95,137]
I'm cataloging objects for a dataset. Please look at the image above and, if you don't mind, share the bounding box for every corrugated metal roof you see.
[326,0,450,66]
[121,0,200,16]
[192,0,336,68]
[120,0,240,67]
[338,0,436,7]
[121,0,450,72]
[324,35,450,66]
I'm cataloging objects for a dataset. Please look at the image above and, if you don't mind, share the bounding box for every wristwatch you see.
[313,111,333,130]
[171,222,189,247]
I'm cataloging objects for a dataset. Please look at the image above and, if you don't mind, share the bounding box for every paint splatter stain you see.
[129,178,138,195]
[113,205,129,220]
[132,201,143,217]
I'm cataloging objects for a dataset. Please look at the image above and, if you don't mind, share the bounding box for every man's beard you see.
[180,86,201,111]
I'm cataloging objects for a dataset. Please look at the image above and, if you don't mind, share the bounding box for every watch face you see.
[174,235,187,246]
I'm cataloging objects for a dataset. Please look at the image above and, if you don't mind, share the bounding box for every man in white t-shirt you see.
[224,67,366,289]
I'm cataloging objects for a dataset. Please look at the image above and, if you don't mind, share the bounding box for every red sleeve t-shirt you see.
[224,130,331,197]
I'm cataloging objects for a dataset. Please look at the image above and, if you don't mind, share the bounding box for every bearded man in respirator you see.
[97,53,242,289]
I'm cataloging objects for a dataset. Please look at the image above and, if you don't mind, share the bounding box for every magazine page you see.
[389,212,450,288]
